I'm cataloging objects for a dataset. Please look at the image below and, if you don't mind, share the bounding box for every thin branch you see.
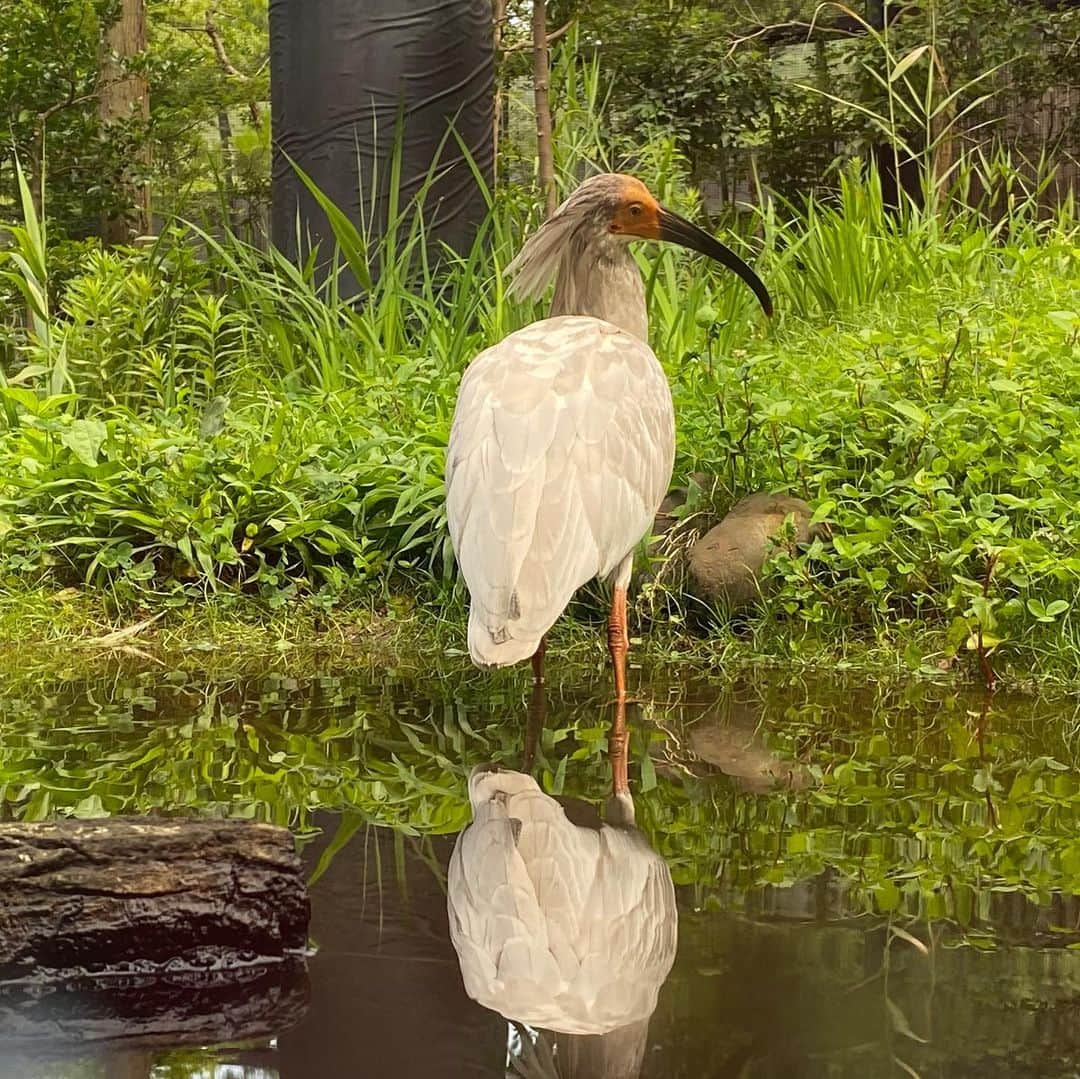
[204,8,246,80]
[725,17,858,58]
[544,17,576,46]
[202,7,262,127]
[37,82,96,126]
[504,18,576,52]
[726,19,808,57]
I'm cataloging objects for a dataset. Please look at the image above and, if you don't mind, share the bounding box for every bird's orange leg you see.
[522,636,548,774]
[531,635,547,685]
[522,677,546,774]
[608,586,630,795]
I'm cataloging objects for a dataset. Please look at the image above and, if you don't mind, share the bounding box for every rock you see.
[687,492,824,610]
[650,472,712,544]
[643,474,714,591]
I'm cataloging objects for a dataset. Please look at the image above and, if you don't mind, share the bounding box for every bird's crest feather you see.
[505,174,627,301]
[504,209,577,301]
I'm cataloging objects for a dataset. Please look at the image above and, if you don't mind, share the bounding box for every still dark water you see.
[2,663,1080,1078]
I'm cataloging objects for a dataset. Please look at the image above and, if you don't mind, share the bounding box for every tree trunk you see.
[218,107,240,234]
[0,818,309,985]
[531,0,557,218]
[814,38,835,152]
[99,0,151,244]
[929,56,956,213]
[492,0,507,179]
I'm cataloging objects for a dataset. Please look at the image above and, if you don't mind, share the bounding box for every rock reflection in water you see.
[448,755,676,1079]
[678,684,809,792]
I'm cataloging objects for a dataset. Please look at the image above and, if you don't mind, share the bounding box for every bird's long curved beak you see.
[657,207,773,318]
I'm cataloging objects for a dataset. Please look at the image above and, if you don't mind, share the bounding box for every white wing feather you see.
[446,316,675,667]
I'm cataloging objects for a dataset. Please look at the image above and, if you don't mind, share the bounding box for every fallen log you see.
[0,818,310,987]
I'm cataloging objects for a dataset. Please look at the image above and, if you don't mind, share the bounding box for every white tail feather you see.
[467,608,542,669]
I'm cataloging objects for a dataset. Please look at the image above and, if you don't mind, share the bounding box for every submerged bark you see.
[0,818,309,984]
[0,960,309,1058]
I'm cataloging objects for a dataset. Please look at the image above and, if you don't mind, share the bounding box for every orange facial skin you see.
[608,175,662,239]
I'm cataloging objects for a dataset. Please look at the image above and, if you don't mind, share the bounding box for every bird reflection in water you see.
[447,691,676,1078]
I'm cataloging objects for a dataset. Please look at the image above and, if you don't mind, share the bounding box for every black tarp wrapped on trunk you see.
[269,0,494,289]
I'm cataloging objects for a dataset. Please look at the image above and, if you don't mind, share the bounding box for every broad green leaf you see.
[61,419,108,467]
[892,400,930,426]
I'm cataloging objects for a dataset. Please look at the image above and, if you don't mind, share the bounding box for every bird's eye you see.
[628,203,643,217]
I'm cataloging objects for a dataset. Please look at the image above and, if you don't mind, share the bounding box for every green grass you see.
[2,110,1080,686]
[0,579,1076,697]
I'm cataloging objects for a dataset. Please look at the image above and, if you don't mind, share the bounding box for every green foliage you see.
[0,380,463,607]
[1,40,1080,679]
[0,0,127,234]
[645,676,1080,932]
[2,662,1079,945]
[547,0,1080,206]
[4,0,1078,258]
[149,0,270,223]
[669,171,1080,675]
[0,0,268,242]
[0,158,52,359]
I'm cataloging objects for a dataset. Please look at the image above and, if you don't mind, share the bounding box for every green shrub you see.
[2,116,1080,678]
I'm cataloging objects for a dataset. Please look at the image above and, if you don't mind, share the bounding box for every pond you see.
[1,662,1080,1077]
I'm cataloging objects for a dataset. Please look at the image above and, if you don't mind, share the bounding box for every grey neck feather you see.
[549,231,648,342]
[604,791,637,829]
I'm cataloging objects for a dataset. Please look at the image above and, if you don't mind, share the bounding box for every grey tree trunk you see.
[217,107,241,234]
[98,0,151,244]
[531,0,557,218]
[493,0,507,171]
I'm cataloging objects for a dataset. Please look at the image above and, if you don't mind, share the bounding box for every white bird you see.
[445,173,771,791]
[447,764,677,1075]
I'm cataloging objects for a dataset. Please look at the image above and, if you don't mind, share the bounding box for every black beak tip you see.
[740,273,773,321]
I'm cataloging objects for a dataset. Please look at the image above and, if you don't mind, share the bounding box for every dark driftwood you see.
[0,818,310,987]
[0,960,310,1061]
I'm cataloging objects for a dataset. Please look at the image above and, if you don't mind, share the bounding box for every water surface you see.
[1,665,1079,1077]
